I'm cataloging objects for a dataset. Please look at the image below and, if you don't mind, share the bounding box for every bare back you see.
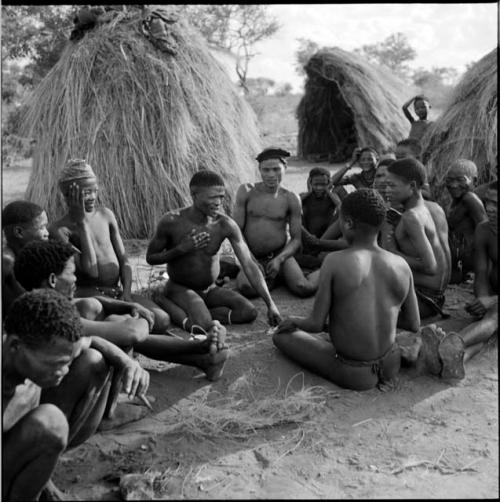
[326,247,413,361]
[395,203,449,291]
[50,208,120,287]
[236,183,292,257]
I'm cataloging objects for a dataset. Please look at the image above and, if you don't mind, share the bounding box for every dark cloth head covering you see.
[256,147,291,165]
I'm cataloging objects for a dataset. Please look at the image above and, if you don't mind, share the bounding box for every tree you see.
[274,82,293,97]
[412,66,458,88]
[355,32,416,78]
[179,5,280,93]
[294,38,320,76]
[246,77,275,97]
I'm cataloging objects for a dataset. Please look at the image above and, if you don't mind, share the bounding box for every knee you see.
[290,280,316,298]
[153,310,171,332]
[31,404,69,452]
[74,348,110,384]
[126,320,150,344]
[238,283,258,299]
[237,304,258,323]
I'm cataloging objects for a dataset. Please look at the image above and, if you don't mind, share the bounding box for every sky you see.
[214,3,499,93]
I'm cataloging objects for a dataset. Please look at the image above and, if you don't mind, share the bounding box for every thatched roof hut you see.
[297,47,412,162]
[22,7,261,238]
[421,48,497,203]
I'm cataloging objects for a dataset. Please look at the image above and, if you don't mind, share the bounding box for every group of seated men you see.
[2,134,497,499]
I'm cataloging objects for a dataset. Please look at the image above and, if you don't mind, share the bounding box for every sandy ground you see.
[2,158,498,500]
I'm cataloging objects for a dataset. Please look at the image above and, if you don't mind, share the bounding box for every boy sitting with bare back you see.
[273,189,420,391]
[384,158,451,320]
[49,159,170,333]
[444,159,487,283]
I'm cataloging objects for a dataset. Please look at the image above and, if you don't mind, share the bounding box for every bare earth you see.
[2,158,498,500]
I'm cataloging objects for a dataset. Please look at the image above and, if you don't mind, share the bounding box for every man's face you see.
[359,151,377,171]
[395,145,415,160]
[19,211,49,244]
[483,188,498,228]
[15,336,81,388]
[310,175,329,198]
[385,172,413,204]
[445,165,475,199]
[414,99,429,120]
[53,256,77,300]
[259,159,285,189]
[193,185,225,217]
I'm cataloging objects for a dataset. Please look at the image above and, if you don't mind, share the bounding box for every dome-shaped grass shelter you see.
[297,47,412,162]
[22,6,261,238]
[421,48,497,203]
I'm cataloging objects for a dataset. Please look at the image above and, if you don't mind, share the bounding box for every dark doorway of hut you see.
[299,78,357,164]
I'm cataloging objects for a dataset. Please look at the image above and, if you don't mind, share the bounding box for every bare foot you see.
[438,332,466,380]
[416,324,445,376]
[200,347,229,381]
[207,320,227,354]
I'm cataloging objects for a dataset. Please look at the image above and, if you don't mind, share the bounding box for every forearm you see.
[474,271,491,298]
[147,246,185,265]
[330,165,351,186]
[276,238,301,263]
[120,261,133,298]
[290,315,323,333]
[75,222,98,277]
[89,335,130,367]
[243,261,275,308]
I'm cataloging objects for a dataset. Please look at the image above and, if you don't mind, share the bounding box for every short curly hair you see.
[189,170,225,190]
[2,200,44,230]
[5,289,82,348]
[341,188,387,228]
[387,158,427,188]
[14,240,76,291]
[396,138,422,159]
[308,167,331,180]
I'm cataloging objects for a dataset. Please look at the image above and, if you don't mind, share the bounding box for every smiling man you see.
[147,169,281,333]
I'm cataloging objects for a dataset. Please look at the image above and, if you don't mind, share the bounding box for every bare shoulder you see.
[401,207,424,226]
[2,246,15,273]
[283,187,301,205]
[381,247,412,274]
[462,191,485,207]
[98,206,117,221]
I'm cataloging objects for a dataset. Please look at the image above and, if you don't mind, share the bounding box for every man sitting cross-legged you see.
[146,170,281,334]
[383,158,451,320]
[273,189,420,391]
[234,147,319,298]
[3,289,148,501]
[15,239,229,383]
[418,181,498,380]
[49,159,170,333]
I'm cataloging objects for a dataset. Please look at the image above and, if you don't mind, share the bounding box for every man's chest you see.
[247,193,289,220]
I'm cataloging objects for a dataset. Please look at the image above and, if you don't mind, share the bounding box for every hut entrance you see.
[299,76,357,162]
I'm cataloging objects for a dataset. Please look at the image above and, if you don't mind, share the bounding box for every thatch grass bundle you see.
[22,7,260,238]
[421,48,497,203]
[154,373,336,441]
[297,47,413,161]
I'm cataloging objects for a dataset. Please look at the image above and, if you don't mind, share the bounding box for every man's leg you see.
[281,257,318,298]
[163,280,213,332]
[40,348,112,448]
[205,286,258,324]
[2,404,68,502]
[273,330,378,390]
[130,293,171,333]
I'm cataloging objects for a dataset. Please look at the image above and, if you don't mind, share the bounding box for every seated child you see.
[297,167,346,270]
[330,146,379,190]
[402,95,433,143]
[49,159,170,333]
[273,189,420,391]
[444,159,487,283]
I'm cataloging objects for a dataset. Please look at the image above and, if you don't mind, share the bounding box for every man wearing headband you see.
[50,159,171,334]
[234,147,319,298]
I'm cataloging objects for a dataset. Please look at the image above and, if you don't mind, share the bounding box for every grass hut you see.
[421,48,497,203]
[22,6,261,238]
[297,47,412,162]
